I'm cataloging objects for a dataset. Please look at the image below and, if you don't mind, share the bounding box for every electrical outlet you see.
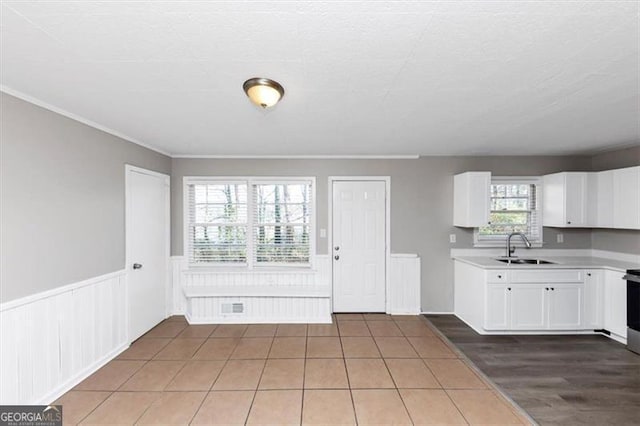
[449,234,457,243]
[320,228,327,238]
[557,233,564,243]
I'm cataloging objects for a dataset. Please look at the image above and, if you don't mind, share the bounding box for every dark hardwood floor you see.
[425,315,640,425]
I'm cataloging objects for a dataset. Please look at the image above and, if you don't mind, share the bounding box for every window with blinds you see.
[253,183,311,265]
[185,178,314,267]
[475,179,542,245]
[187,182,248,264]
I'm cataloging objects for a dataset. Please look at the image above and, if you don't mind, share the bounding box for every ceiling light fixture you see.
[243,77,285,109]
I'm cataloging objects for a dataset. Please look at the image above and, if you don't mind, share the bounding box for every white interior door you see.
[332,180,386,312]
[127,167,169,341]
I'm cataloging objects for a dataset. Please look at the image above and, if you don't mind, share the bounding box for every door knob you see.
[334,255,340,260]
[334,246,340,251]
[133,263,143,270]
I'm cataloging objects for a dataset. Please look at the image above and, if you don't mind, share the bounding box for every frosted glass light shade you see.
[243,78,285,108]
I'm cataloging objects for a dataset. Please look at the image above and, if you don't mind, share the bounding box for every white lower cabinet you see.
[603,269,627,339]
[547,283,583,329]
[584,270,603,329]
[510,284,547,330]
[485,284,509,330]
[484,281,584,331]
[455,261,627,342]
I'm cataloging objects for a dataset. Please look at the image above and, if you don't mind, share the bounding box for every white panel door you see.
[613,166,640,229]
[603,269,627,338]
[332,181,386,312]
[547,284,584,330]
[510,284,546,330]
[127,168,169,341]
[485,284,510,330]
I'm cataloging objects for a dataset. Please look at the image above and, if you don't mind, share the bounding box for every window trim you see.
[473,176,544,248]
[183,176,316,270]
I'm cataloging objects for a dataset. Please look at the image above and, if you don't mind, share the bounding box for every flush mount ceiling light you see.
[243,77,285,109]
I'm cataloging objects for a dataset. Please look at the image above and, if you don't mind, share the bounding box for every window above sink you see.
[474,176,543,248]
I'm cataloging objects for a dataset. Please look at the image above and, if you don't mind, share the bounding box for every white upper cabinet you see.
[594,170,614,228]
[453,172,491,227]
[612,166,640,229]
[543,172,590,227]
[589,166,640,230]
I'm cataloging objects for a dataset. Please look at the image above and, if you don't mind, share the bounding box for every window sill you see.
[184,265,317,274]
[472,242,544,249]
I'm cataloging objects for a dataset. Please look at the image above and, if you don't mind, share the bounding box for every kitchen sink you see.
[494,258,556,265]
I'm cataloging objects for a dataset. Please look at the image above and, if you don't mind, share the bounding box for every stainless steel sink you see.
[494,258,556,265]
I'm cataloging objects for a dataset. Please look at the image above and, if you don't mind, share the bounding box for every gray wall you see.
[171,156,593,312]
[590,145,640,254]
[0,93,171,303]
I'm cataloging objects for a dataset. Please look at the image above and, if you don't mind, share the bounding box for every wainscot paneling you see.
[389,254,422,314]
[172,256,332,323]
[0,270,128,405]
[172,254,421,320]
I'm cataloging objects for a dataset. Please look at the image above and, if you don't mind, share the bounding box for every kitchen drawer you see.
[511,269,583,283]
[486,270,508,283]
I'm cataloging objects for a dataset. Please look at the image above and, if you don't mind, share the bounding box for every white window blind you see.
[187,182,248,264]
[252,182,312,265]
[476,179,542,244]
[185,178,313,267]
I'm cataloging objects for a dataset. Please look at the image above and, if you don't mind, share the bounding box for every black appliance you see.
[624,269,640,354]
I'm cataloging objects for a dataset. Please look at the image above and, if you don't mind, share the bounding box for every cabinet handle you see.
[545,287,549,291]
[587,273,591,277]
[497,275,502,279]
[551,287,555,291]
[507,287,511,291]
[567,221,572,224]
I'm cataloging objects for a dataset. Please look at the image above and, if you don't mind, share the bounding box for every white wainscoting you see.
[389,254,422,314]
[171,255,332,323]
[171,254,421,320]
[0,270,128,405]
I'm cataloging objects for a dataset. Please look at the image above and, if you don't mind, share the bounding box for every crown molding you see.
[1,85,172,157]
[172,154,420,159]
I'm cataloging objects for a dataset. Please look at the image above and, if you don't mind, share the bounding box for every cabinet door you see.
[565,173,588,226]
[542,173,565,227]
[485,284,510,330]
[510,285,546,329]
[613,166,640,229]
[453,172,491,227]
[596,170,614,228]
[603,269,627,338]
[584,270,603,329]
[548,283,584,330]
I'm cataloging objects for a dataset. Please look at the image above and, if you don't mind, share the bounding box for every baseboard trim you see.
[421,311,455,315]
[38,343,129,405]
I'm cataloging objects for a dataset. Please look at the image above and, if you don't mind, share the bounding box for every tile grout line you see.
[73,321,181,425]
[336,321,359,426]
[243,333,275,425]
[127,322,207,425]
[188,329,240,425]
[300,328,308,426]
[367,319,416,425]
[422,316,535,425]
[392,316,475,424]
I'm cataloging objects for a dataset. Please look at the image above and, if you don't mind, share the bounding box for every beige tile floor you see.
[56,314,531,425]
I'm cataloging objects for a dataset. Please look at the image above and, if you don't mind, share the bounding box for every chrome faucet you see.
[506,232,532,257]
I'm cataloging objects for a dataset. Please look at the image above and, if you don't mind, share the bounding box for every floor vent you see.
[221,302,244,314]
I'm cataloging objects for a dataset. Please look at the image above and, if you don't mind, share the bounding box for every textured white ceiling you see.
[1,1,638,156]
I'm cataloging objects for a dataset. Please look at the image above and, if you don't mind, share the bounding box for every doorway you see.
[125,165,170,341]
[330,178,389,313]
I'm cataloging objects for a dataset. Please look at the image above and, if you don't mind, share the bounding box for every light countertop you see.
[453,255,640,272]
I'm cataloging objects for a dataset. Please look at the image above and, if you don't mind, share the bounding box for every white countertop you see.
[453,255,640,272]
